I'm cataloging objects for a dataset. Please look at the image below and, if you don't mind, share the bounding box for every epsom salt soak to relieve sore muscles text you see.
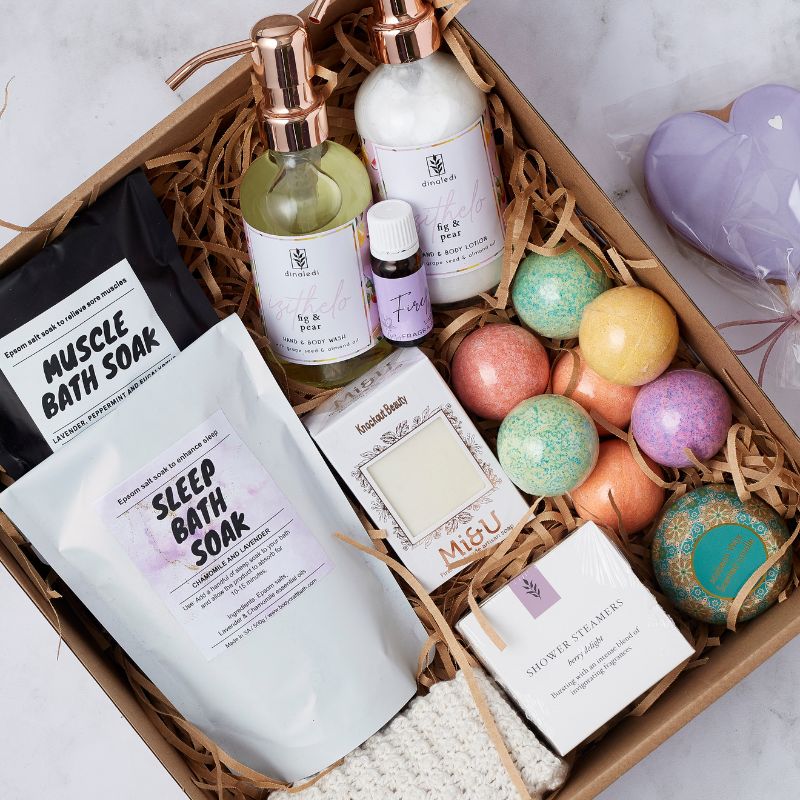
[96,410,332,660]
[0,260,179,448]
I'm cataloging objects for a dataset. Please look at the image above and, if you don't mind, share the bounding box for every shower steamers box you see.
[457,522,694,755]
[304,347,528,592]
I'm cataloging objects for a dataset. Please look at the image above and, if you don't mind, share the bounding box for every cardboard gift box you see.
[3,2,800,798]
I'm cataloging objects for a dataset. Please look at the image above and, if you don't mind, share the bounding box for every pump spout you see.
[308,0,334,24]
[311,0,431,27]
[311,0,440,64]
[250,15,329,152]
[168,16,328,152]
[166,40,255,91]
[372,0,432,27]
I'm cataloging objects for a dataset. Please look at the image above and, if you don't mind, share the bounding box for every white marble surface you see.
[0,562,186,800]
[0,0,284,251]
[3,0,800,798]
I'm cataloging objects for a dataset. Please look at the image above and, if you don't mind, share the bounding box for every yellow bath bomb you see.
[578,286,678,386]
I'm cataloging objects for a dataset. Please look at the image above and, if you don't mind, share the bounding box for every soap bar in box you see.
[457,522,694,755]
[304,347,528,592]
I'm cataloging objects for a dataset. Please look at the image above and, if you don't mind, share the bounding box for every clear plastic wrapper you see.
[606,67,800,387]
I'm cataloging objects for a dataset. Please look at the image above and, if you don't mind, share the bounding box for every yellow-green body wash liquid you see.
[239,14,390,389]
[242,141,390,389]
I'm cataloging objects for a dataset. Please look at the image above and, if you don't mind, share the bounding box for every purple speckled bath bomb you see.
[631,369,732,468]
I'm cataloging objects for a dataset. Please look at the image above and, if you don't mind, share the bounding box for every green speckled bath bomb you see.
[497,394,599,496]
[512,248,611,339]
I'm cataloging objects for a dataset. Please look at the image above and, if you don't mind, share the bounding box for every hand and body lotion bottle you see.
[240,16,389,388]
[312,0,507,305]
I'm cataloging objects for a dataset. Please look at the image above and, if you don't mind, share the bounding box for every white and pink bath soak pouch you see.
[0,314,426,782]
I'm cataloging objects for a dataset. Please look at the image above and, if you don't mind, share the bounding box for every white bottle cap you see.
[367,199,420,261]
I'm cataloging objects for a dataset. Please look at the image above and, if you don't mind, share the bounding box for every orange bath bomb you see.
[551,348,639,435]
[570,439,665,532]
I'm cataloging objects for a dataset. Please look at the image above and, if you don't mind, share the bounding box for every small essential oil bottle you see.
[367,200,433,347]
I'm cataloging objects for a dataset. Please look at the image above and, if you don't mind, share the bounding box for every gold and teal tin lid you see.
[651,484,792,625]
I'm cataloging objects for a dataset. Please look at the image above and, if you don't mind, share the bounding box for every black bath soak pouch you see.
[0,170,218,478]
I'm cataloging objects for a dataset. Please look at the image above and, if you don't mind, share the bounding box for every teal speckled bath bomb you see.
[511,248,611,339]
[497,395,599,496]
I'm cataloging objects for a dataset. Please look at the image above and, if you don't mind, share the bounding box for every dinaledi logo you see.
[422,152,456,187]
[289,248,308,271]
[426,153,446,177]
[285,248,319,277]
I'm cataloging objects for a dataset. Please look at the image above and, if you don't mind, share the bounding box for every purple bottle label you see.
[373,270,433,343]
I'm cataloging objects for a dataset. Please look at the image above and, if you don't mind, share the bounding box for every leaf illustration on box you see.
[522,577,541,598]
[384,420,409,444]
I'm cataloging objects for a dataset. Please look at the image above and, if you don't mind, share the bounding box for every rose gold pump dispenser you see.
[252,15,329,152]
[166,15,328,153]
[310,0,441,64]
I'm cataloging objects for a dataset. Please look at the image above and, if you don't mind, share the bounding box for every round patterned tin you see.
[651,484,792,624]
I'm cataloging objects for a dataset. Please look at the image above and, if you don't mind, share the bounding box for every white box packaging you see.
[304,347,528,592]
[457,522,695,755]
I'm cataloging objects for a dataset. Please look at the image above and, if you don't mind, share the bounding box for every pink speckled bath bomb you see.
[452,324,550,420]
[631,369,732,468]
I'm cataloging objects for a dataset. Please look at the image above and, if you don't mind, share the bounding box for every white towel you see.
[274,667,568,800]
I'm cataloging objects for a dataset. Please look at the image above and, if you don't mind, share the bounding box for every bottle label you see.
[362,109,507,278]
[373,269,433,343]
[245,214,380,365]
[0,259,179,450]
[96,409,333,660]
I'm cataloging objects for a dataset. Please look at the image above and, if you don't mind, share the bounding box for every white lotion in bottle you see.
[313,0,507,305]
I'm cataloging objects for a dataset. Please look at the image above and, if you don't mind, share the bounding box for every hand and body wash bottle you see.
[240,16,389,388]
[317,0,507,306]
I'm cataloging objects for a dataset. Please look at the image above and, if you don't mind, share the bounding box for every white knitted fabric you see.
[274,668,568,800]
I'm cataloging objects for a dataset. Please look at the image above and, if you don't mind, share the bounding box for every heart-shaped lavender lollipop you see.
[644,84,800,283]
